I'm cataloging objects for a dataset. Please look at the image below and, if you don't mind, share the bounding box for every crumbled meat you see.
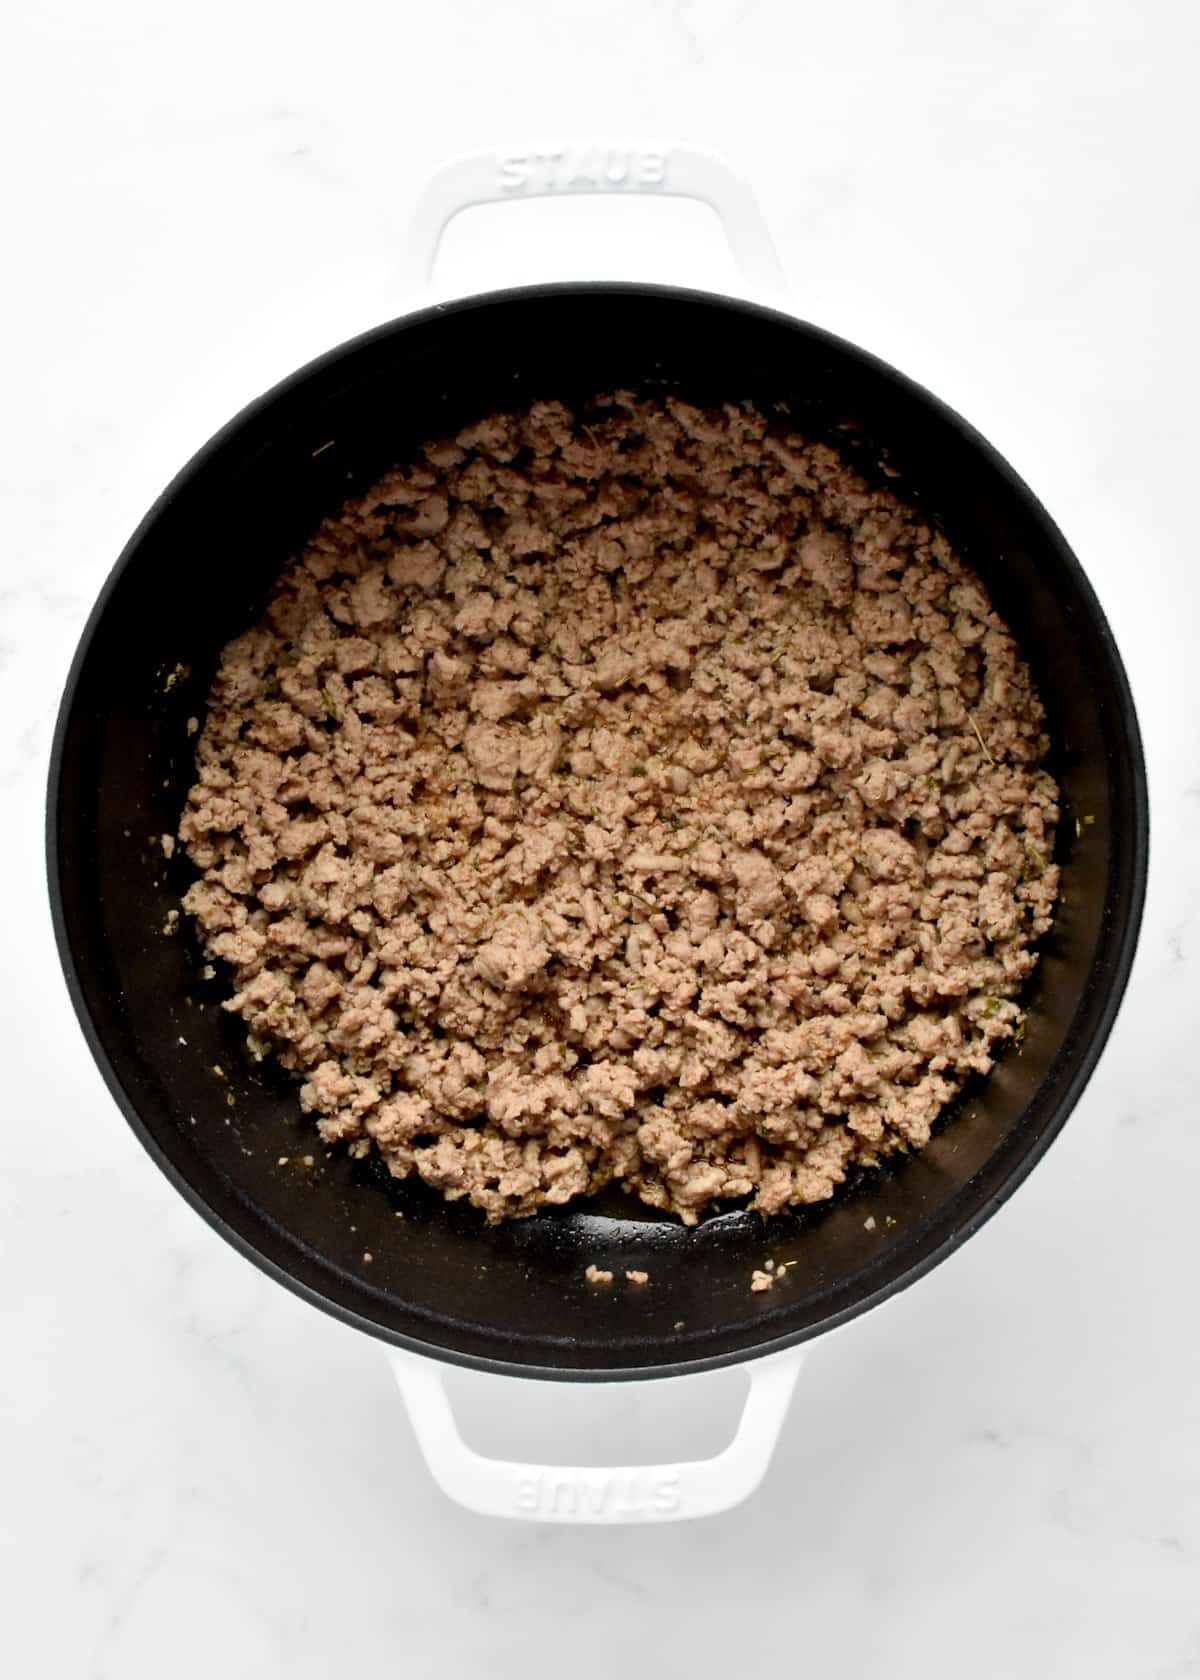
[625,1270,649,1285]
[585,1264,614,1285]
[179,395,1059,1225]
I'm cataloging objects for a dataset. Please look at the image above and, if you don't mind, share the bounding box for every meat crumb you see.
[161,833,175,859]
[625,1270,650,1285]
[750,1269,776,1293]
[864,1215,877,1231]
[179,395,1059,1228]
[585,1264,614,1284]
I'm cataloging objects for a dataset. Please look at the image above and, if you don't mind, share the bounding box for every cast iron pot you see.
[47,143,1147,1522]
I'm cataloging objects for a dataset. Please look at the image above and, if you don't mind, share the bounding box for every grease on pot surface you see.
[177,394,1059,1226]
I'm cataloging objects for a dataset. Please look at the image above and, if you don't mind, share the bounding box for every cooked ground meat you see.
[178,394,1059,1225]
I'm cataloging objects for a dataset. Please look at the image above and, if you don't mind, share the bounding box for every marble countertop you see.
[3,1,1198,1674]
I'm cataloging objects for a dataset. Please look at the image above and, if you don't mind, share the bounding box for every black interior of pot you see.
[48,286,1147,1378]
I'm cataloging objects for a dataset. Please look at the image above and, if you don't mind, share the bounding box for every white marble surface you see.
[3,1,1199,1673]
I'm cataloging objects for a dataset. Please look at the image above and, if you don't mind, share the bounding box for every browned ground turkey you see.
[178,395,1059,1225]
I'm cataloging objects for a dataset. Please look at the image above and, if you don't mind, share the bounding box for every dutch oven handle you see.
[389,1349,803,1523]
[399,137,789,299]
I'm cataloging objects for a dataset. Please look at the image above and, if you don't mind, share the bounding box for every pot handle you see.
[402,139,788,299]
[387,1347,802,1523]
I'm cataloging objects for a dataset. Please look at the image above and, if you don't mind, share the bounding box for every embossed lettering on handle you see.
[496,144,669,194]
[402,137,788,298]
[512,1468,682,1521]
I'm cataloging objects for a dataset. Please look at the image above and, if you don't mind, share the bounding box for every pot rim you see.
[46,280,1150,1381]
